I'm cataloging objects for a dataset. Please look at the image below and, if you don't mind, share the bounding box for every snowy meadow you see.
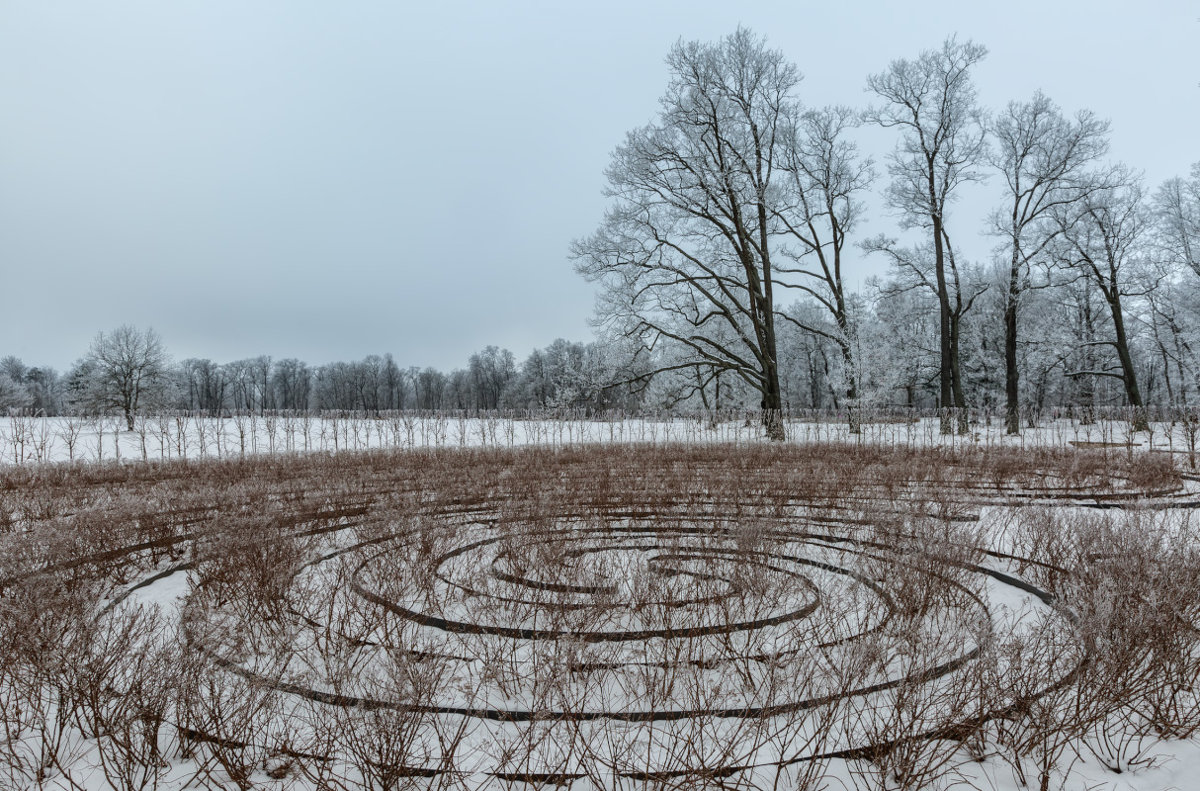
[3,408,1200,466]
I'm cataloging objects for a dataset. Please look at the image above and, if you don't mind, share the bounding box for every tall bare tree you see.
[865,238,990,420]
[1155,163,1200,280]
[271,358,312,411]
[1148,164,1200,403]
[572,28,801,440]
[180,358,228,414]
[79,325,170,430]
[864,37,988,433]
[468,346,516,410]
[1053,173,1151,428]
[988,92,1111,433]
[774,105,875,429]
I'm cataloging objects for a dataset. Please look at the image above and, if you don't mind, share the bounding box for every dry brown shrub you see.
[0,440,1194,788]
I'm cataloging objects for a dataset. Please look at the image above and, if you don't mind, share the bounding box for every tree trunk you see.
[950,312,968,435]
[753,214,786,441]
[1078,295,1096,416]
[1107,291,1147,431]
[123,387,135,432]
[932,212,954,435]
[762,356,786,441]
[834,298,860,433]
[839,340,860,434]
[1004,257,1021,435]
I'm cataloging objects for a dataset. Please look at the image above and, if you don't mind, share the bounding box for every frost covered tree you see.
[860,285,940,407]
[1155,163,1200,280]
[0,356,31,412]
[508,339,621,410]
[776,301,845,410]
[223,358,261,413]
[864,37,988,432]
[573,28,805,440]
[23,366,63,414]
[775,106,875,427]
[1148,165,1200,402]
[863,236,989,425]
[1052,172,1151,427]
[0,371,27,412]
[1143,275,1197,405]
[74,325,170,430]
[988,92,1111,433]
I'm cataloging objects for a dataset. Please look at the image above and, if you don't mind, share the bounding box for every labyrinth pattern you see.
[6,445,1195,785]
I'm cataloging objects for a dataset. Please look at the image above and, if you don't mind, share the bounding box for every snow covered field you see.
[2,440,1198,790]
[2,409,1198,466]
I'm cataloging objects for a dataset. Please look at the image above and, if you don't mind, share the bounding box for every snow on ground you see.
[6,413,1200,790]
[2,411,1198,465]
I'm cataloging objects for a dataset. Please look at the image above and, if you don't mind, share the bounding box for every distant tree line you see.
[0,332,645,421]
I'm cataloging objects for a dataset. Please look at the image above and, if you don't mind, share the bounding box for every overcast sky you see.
[1,1,1196,372]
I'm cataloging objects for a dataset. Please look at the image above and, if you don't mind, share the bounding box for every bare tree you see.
[1155,162,1200,279]
[78,325,170,431]
[252,355,273,414]
[988,93,1112,433]
[468,345,516,409]
[864,37,988,432]
[774,105,876,428]
[866,238,990,422]
[572,27,803,440]
[1053,173,1152,428]
[381,352,406,410]
[1143,276,1197,406]
[271,358,312,411]
[180,358,228,414]
[353,355,384,413]
[414,367,446,410]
